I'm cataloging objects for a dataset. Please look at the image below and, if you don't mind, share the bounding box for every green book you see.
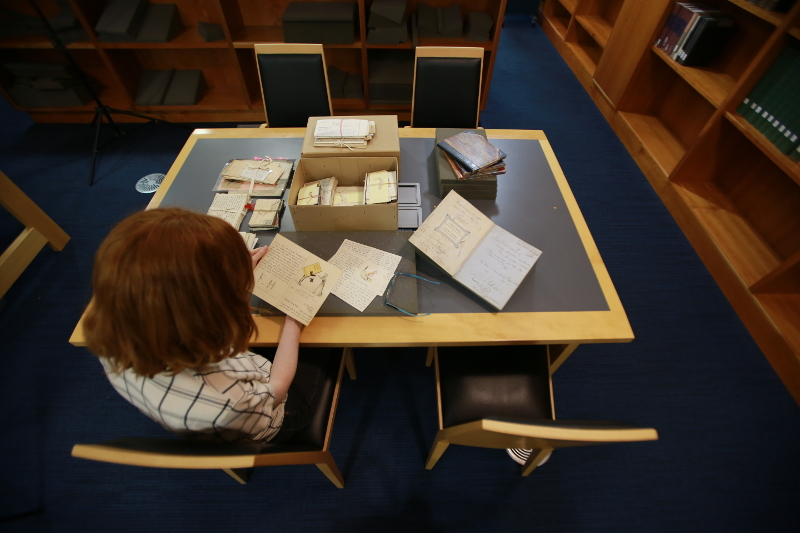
[745,48,794,135]
[764,46,800,153]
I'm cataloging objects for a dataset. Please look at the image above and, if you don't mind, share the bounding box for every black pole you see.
[26,0,187,186]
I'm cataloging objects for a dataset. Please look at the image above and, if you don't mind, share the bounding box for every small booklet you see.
[207,193,249,230]
[252,234,343,326]
[408,190,542,310]
[213,159,293,197]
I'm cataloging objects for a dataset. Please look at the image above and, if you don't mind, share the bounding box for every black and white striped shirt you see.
[101,351,285,443]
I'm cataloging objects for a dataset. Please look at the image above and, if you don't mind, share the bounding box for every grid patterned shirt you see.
[101,351,285,443]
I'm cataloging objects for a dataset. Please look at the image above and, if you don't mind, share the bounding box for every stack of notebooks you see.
[435,129,505,200]
[313,118,376,149]
[736,44,800,162]
[367,0,408,44]
[95,0,183,43]
[654,2,735,67]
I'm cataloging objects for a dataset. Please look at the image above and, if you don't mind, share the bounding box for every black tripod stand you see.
[29,0,186,186]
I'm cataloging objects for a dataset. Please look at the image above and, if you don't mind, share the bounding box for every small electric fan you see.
[135,173,165,193]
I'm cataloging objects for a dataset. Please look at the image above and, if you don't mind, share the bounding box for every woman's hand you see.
[250,246,268,270]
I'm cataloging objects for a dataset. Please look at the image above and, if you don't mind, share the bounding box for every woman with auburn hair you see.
[84,207,329,444]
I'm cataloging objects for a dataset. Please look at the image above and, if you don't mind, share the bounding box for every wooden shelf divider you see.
[541,0,800,405]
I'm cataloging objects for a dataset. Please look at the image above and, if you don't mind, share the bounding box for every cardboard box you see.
[289,157,399,231]
[301,115,401,168]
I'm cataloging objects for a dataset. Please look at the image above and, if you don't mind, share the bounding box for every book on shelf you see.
[655,2,683,50]
[675,10,735,66]
[737,45,800,155]
[408,190,542,310]
[660,3,702,56]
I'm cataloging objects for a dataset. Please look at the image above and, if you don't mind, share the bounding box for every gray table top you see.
[159,135,607,315]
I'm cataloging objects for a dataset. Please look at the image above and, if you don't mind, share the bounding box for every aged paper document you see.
[409,190,541,310]
[252,234,343,325]
[328,240,401,311]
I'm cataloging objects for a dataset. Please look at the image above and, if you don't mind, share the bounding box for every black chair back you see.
[256,53,331,127]
[412,57,482,128]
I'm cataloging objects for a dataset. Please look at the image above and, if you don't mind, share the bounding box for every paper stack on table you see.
[213,158,293,197]
[248,199,282,231]
[328,239,402,312]
[207,193,249,230]
[313,118,376,149]
[364,170,397,204]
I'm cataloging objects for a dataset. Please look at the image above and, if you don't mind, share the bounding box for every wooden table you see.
[70,127,632,372]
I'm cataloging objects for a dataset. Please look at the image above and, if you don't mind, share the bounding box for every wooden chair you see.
[72,348,355,488]
[0,170,70,298]
[411,47,483,128]
[254,43,332,127]
[426,345,658,476]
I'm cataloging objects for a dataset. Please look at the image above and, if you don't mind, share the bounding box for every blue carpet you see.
[1,16,798,532]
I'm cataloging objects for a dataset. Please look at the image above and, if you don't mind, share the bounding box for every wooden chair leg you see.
[520,448,552,477]
[425,346,437,367]
[315,452,345,488]
[343,347,357,380]
[222,467,251,484]
[425,432,450,470]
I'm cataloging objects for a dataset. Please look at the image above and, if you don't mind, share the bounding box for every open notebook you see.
[408,190,542,310]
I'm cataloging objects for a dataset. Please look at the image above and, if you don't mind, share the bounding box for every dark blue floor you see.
[1,16,798,533]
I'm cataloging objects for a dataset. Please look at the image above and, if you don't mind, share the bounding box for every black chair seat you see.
[437,345,552,428]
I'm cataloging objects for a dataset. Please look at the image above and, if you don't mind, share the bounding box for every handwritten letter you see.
[252,234,342,325]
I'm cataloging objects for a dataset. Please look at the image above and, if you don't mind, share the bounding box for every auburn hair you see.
[84,208,257,377]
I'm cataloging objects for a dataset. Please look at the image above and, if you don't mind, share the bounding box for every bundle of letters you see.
[437,131,506,180]
[313,118,376,149]
[364,170,397,204]
[247,199,283,230]
[212,158,293,197]
[297,177,338,205]
[207,193,249,230]
[297,170,397,206]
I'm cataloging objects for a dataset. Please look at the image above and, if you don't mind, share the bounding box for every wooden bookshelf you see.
[0,0,507,123]
[541,0,800,404]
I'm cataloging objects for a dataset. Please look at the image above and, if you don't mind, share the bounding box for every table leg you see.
[549,343,579,373]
